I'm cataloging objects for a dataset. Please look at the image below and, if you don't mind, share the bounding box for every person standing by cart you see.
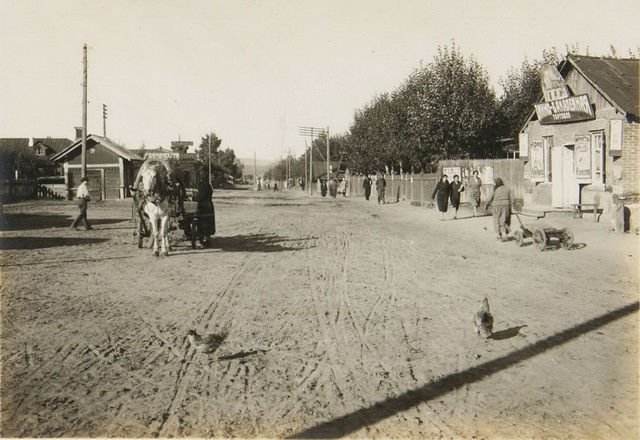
[485,177,512,241]
[196,177,215,247]
[70,177,93,231]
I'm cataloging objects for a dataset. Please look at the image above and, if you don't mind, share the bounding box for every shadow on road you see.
[2,213,127,231]
[210,233,315,253]
[288,301,639,439]
[0,236,109,251]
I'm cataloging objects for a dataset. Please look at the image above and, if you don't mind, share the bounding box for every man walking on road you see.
[376,173,386,204]
[70,177,93,231]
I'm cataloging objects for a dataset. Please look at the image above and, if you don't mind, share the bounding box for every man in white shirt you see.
[70,177,93,230]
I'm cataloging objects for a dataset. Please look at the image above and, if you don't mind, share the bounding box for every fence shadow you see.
[210,233,315,253]
[0,236,109,251]
[289,301,639,439]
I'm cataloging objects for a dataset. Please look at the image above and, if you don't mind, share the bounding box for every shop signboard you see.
[534,94,595,124]
[530,140,545,182]
[575,134,591,180]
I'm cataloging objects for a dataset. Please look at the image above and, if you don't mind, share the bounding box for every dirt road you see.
[1,189,638,439]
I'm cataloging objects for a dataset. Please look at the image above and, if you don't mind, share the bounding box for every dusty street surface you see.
[1,189,638,439]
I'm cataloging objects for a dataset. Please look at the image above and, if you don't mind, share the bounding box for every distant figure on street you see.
[450,174,464,219]
[70,177,93,231]
[363,175,372,201]
[274,182,279,192]
[338,178,348,197]
[467,170,482,217]
[375,174,386,204]
[321,180,328,197]
[485,177,513,241]
[329,178,338,198]
[431,174,451,221]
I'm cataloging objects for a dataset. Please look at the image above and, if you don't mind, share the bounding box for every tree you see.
[197,132,223,185]
[0,143,38,180]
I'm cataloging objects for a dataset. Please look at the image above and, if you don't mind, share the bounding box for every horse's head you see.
[141,164,168,203]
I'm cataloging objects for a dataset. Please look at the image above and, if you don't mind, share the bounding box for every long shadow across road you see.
[289,301,639,439]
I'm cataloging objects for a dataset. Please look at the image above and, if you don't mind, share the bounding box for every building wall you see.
[619,120,639,199]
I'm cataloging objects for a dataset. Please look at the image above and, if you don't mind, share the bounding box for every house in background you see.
[0,137,73,178]
[51,134,144,200]
[520,55,639,224]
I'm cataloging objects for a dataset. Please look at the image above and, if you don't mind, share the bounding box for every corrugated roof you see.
[567,55,639,118]
[0,138,29,150]
[51,134,145,162]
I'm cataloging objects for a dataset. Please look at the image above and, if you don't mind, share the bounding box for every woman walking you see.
[485,177,513,241]
[450,174,464,219]
[468,170,482,217]
[431,174,451,221]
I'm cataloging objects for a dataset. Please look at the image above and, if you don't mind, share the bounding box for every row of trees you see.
[267,43,637,178]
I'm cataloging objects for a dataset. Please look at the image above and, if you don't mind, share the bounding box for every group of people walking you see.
[360,169,513,242]
[431,170,513,240]
[362,174,387,204]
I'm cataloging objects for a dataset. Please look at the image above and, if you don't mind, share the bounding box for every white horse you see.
[133,160,173,257]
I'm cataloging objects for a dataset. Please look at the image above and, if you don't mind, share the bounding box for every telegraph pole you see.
[326,126,330,181]
[81,44,87,178]
[102,104,107,137]
[299,126,326,196]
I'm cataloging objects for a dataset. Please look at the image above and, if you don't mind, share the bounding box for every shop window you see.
[591,131,604,184]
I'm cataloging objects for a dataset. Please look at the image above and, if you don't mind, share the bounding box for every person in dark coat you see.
[485,177,512,241]
[196,177,215,246]
[431,174,451,221]
[363,175,372,201]
[375,174,386,204]
[320,180,328,197]
[450,174,464,219]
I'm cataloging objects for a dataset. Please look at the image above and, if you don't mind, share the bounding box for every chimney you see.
[28,137,34,147]
[75,127,83,141]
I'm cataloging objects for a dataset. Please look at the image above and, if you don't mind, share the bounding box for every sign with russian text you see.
[530,140,545,181]
[534,94,595,124]
[575,134,591,180]
[540,64,570,102]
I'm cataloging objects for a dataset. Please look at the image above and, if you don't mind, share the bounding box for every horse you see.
[133,160,174,256]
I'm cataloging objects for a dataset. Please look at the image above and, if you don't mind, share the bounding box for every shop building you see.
[519,55,639,224]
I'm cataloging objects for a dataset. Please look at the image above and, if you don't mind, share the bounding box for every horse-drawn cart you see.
[512,212,574,251]
[178,201,215,249]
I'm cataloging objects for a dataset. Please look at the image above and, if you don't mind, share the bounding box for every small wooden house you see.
[51,134,144,200]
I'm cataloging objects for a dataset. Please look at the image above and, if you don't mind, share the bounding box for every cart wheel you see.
[533,229,547,251]
[561,228,574,250]
[513,229,524,247]
[190,221,199,249]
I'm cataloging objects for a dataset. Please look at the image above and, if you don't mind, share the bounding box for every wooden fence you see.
[1,180,66,202]
[347,159,524,208]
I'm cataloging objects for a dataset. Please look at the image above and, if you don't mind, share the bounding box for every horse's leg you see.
[150,215,160,256]
[160,214,170,256]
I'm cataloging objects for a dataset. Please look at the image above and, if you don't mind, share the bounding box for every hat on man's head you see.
[81,177,89,182]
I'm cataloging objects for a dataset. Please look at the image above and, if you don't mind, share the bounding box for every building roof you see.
[565,55,639,118]
[51,134,144,162]
[0,137,72,153]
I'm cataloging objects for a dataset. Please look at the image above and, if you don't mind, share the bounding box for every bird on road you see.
[187,330,227,353]
[473,297,494,339]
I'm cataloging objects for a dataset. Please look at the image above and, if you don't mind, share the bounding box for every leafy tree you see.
[0,143,38,180]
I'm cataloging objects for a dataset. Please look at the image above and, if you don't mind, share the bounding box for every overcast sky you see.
[1,0,639,161]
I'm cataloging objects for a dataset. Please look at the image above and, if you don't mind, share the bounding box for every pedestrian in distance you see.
[329,178,338,198]
[363,175,372,201]
[467,170,482,217]
[70,177,93,231]
[431,174,451,221]
[485,177,513,241]
[375,173,386,204]
[450,174,464,219]
[274,182,278,192]
[320,180,327,197]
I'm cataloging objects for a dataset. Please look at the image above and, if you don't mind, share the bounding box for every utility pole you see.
[208,136,212,186]
[326,126,330,182]
[81,44,87,179]
[304,140,308,194]
[102,104,107,137]
[299,126,326,196]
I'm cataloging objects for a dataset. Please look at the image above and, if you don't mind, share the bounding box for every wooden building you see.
[51,134,144,200]
[519,55,639,222]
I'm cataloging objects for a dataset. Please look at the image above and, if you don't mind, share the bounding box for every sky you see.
[1,0,639,162]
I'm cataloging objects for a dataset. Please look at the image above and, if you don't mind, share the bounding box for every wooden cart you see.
[512,212,574,251]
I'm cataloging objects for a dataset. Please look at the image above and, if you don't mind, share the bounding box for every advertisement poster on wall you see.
[575,134,592,180]
[530,140,545,181]
[442,167,461,180]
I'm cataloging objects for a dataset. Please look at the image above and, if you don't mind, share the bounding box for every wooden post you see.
[82,44,87,179]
